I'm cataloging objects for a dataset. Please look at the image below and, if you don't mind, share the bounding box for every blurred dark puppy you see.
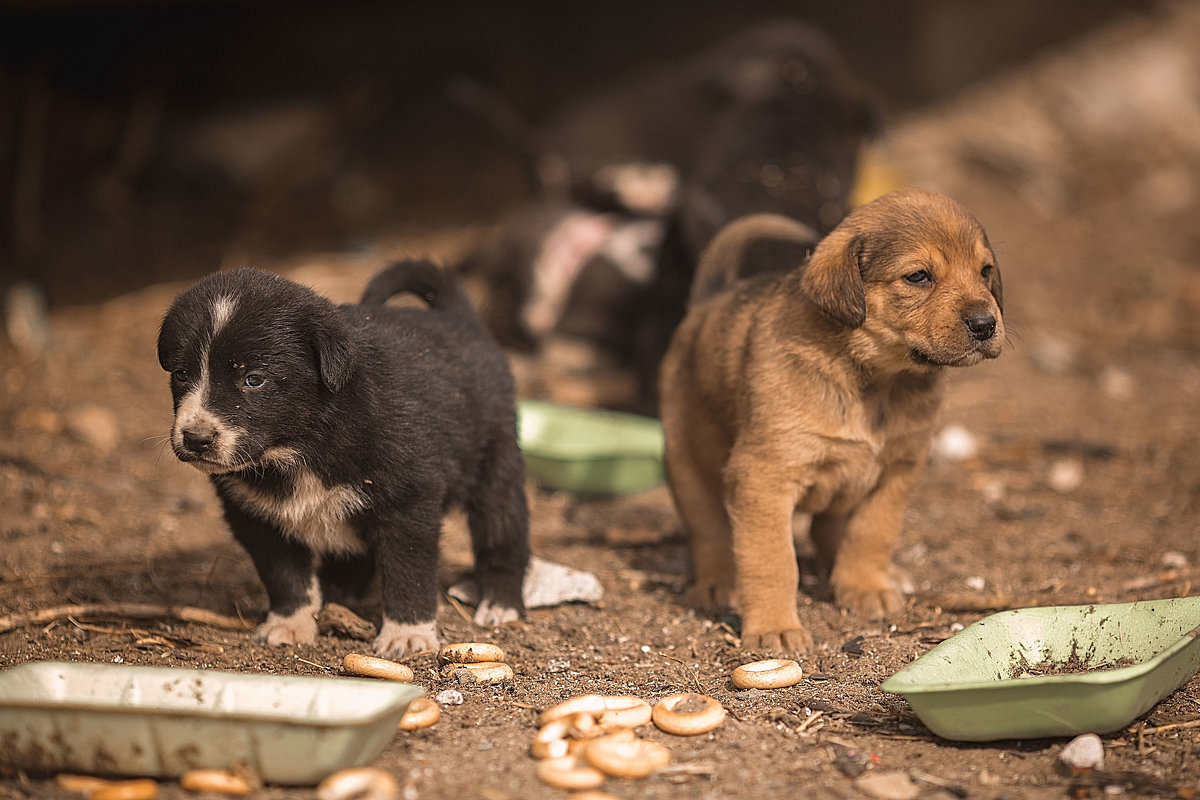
[456,20,876,411]
[660,190,1004,653]
[158,261,530,657]
[459,198,666,360]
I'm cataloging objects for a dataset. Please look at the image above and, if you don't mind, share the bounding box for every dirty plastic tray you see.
[882,597,1200,741]
[518,399,664,496]
[0,661,423,784]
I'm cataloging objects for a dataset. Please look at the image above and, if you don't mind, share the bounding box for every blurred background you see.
[0,0,1154,307]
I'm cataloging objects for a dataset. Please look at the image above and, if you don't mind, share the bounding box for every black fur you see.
[157,261,530,657]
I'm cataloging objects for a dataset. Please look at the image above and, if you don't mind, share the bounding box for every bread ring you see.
[583,735,671,779]
[538,694,608,726]
[397,696,440,730]
[597,695,652,729]
[179,769,254,795]
[651,692,727,735]
[437,642,505,664]
[55,774,113,795]
[342,653,414,682]
[443,660,514,685]
[90,779,159,800]
[531,717,573,759]
[315,767,399,800]
[535,756,606,790]
[731,658,803,689]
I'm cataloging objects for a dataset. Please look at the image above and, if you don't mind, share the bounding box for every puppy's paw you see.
[742,625,814,655]
[254,610,319,646]
[374,619,439,658]
[473,598,520,627]
[686,581,737,612]
[834,573,905,619]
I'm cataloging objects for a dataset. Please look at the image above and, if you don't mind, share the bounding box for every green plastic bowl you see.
[882,597,1200,741]
[518,399,665,496]
[0,661,423,784]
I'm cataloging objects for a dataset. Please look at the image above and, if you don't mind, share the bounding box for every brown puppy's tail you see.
[360,259,479,318]
[689,213,820,307]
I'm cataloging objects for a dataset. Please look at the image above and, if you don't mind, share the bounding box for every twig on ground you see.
[445,593,475,623]
[0,602,250,634]
[1138,718,1200,736]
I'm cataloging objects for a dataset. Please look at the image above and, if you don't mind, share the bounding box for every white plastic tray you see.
[0,660,422,784]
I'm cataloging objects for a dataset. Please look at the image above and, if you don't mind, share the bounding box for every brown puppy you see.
[659,188,1004,652]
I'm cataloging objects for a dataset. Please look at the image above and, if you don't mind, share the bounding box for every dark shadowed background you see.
[0,0,1151,305]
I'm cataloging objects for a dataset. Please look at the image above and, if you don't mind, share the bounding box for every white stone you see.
[854,770,920,800]
[1060,733,1104,770]
[449,556,603,610]
[1048,459,1085,493]
[932,424,978,461]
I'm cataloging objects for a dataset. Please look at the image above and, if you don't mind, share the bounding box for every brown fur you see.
[658,189,1005,653]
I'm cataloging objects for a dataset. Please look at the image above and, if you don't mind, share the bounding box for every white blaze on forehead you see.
[210,293,238,336]
[170,291,242,466]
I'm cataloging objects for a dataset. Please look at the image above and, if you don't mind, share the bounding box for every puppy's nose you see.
[182,429,215,454]
[964,312,996,342]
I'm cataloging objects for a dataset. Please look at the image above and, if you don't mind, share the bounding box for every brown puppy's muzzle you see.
[963,309,997,343]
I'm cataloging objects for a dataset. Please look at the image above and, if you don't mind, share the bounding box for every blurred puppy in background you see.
[455,20,877,412]
[659,189,1004,652]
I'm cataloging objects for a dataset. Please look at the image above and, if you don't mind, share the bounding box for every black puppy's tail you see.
[360,259,478,317]
[689,213,820,307]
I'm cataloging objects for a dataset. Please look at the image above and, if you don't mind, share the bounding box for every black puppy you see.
[157,261,530,657]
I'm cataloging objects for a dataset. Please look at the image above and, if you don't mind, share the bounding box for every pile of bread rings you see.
[436,641,515,685]
[530,691,727,790]
[49,647,807,798]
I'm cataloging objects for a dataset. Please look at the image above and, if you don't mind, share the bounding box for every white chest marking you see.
[223,467,368,555]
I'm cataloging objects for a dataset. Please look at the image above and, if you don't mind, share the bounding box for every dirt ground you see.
[5,4,1200,799]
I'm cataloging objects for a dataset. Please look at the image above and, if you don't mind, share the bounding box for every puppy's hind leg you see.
[663,421,736,611]
[466,434,531,627]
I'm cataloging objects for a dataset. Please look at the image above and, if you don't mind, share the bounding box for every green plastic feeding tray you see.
[882,597,1200,741]
[0,661,423,784]
[518,399,665,496]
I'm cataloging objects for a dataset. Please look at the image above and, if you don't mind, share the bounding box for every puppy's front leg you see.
[827,460,921,619]
[726,453,812,653]
[372,503,442,658]
[221,502,321,646]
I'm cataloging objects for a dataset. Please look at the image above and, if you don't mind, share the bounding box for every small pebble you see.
[854,770,920,800]
[1029,334,1078,375]
[1048,459,1085,493]
[1100,366,1135,400]
[65,404,120,452]
[1162,550,1189,569]
[1060,732,1104,770]
[931,424,978,461]
[435,688,464,705]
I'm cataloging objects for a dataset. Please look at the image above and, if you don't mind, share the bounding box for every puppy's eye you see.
[171,368,189,385]
[903,270,933,286]
[981,264,995,280]
[243,374,266,389]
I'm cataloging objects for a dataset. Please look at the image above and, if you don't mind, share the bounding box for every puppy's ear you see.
[988,263,1004,314]
[311,313,355,393]
[800,229,866,328]
[156,320,175,370]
